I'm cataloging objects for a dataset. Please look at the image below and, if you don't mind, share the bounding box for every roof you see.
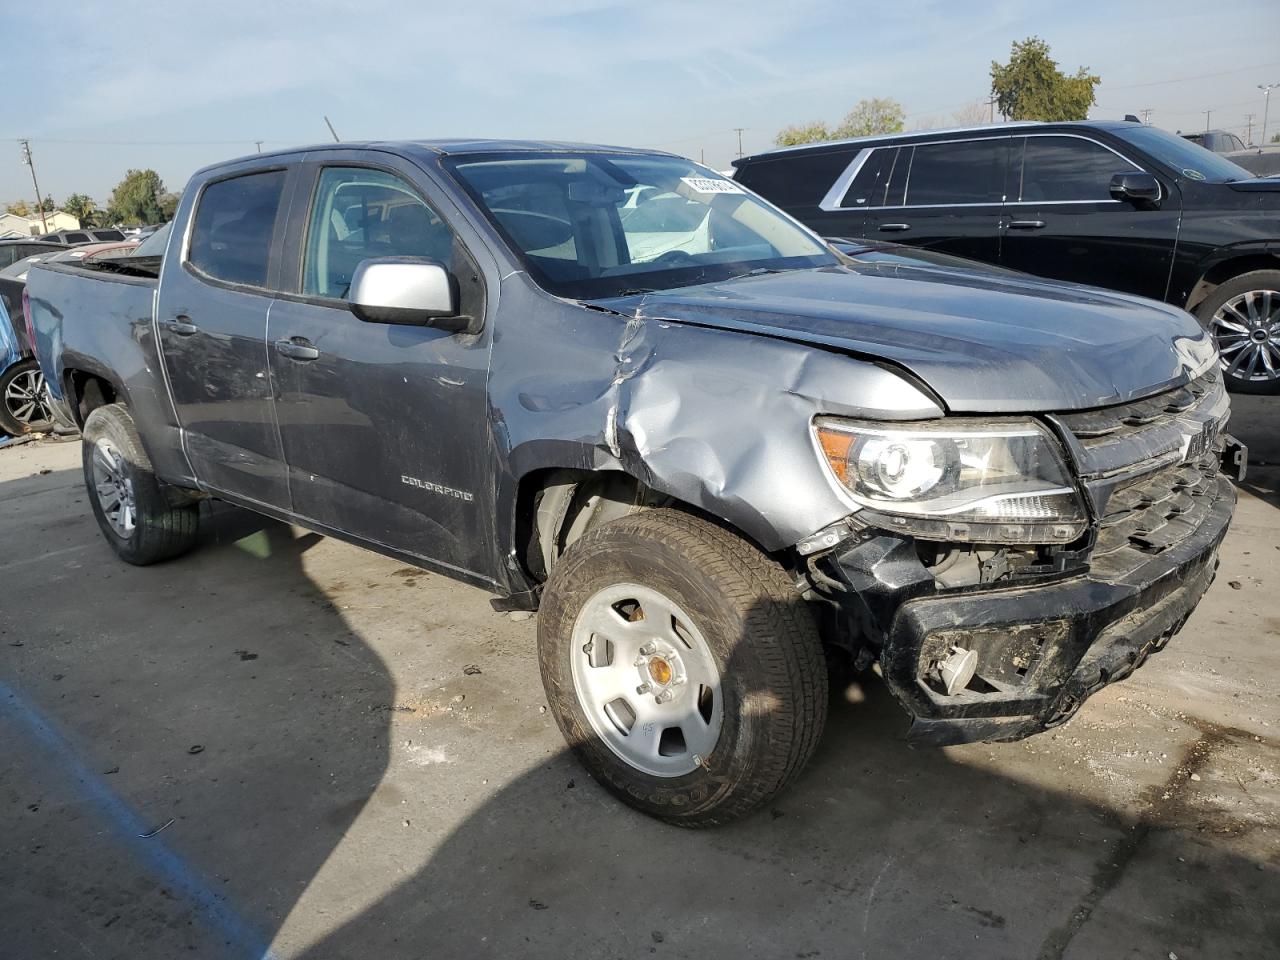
[198,138,676,177]
[737,119,1147,163]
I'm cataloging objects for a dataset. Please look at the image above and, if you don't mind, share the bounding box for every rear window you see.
[90,229,126,241]
[735,149,860,210]
[187,170,286,288]
[63,232,91,244]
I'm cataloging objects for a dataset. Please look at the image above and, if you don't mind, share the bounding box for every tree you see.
[158,191,182,222]
[37,194,55,213]
[774,98,905,147]
[951,101,991,126]
[63,193,95,221]
[106,169,167,225]
[990,37,1099,121]
[834,98,905,138]
[775,121,833,147]
[5,200,31,217]
[1272,133,1280,144]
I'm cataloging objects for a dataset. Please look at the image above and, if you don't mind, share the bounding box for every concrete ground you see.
[2,397,1278,960]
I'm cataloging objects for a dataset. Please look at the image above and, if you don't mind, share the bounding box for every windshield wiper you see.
[615,288,655,297]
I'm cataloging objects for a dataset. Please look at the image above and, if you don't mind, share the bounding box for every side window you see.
[837,149,889,207]
[735,149,859,209]
[904,139,1006,206]
[303,167,456,299]
[1228,134,1246,152]
[64,232,90,244]
[188,170,286,287]
[1017,137,1137,202]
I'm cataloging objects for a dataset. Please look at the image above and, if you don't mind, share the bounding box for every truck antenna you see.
[324,116,341,143]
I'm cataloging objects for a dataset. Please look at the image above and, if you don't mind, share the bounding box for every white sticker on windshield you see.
[680,176,743,194]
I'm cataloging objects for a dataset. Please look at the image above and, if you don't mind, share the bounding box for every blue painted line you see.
[0,679,278,960]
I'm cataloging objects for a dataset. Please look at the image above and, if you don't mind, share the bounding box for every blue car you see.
[0,294,54,436]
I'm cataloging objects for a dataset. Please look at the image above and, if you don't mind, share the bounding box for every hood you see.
[597,263,1215,413]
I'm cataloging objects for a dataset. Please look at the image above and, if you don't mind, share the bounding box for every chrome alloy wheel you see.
[1212,288,1280,383]
[91,438,137,539]
[4,366,52,427]
[569,582,723,777]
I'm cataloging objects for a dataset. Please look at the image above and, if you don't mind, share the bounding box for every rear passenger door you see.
[861,137,1010,266]
[999,134,1179,301]
[266,158,496,578]
[157,167,293,508]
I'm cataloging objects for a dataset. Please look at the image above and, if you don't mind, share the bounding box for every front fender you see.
[492,287,943,558]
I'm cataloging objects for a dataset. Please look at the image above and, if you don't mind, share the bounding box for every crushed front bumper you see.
[826,475,1235,747]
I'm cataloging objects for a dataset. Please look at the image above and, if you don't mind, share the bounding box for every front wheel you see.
[0,360,54,436]
[81,403,200,565]
[1196,270,1280,394]
[537,509,827,827]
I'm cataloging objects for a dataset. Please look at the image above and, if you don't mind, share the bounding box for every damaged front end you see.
[804,370,1244,746]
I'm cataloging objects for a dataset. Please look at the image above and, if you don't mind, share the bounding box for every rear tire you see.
[1195,270,1280,395]
[81,403,199,565]
[0,360,54,436]
[537,508,827,827]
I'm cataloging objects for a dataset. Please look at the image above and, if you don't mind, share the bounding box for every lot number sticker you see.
[681,176,743,194]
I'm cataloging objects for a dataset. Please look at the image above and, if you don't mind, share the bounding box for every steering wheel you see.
[654,250,696,265]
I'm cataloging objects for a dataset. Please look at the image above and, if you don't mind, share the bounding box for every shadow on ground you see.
[3,463,1277,960]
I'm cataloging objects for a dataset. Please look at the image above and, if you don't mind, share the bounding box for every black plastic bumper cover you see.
[833,476,1236,747]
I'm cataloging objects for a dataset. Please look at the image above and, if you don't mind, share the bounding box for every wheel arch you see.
[1184,251,1280,314]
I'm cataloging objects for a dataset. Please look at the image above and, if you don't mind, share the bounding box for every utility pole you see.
[1260,83,1279,146]
[324,116,341,143]
[254,140,264,153]
[18,140,48,234]
[1204,109,1212,132]
[1245,114,1256,144]
[986,95,998,123]
[733,128,745,158]
[1140,108,1153,125]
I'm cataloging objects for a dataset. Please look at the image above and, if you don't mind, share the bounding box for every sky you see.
[2,0,1279,210]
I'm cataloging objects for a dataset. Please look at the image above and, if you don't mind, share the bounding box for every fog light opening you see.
[938,645,978,696]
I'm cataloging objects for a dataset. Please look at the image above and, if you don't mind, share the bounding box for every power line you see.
[1101,60,1280,91]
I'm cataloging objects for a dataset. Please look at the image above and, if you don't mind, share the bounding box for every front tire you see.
[1196,270,1280,394]
[537,509,827,827]
[81,403,199,565]
[0,360,54,436]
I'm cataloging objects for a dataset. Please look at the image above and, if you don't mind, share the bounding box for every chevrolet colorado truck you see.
[25,140,1244,826]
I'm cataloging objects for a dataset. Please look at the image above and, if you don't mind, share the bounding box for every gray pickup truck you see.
[26,140,1243,826]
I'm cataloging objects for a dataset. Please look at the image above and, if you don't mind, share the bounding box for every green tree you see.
[834,97,905,138]
[990,37,1100,121]
[37,194,55,213]
[158,191,181,222]
[63,193,95,221]
[774,98,906,147]
[1272,133,1280,144]
[106,169,167,225]
[5,200,31,217]
[775,120,833,147]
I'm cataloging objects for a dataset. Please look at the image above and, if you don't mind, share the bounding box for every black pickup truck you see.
[25,140,1242,825]
[735,121,1280,394]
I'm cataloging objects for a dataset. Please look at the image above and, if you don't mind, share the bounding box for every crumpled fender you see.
[495,280,942,555]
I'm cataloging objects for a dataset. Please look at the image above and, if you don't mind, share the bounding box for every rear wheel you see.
[0,360,54,436]
[81,403,199,565]
[1196,270,1280,394]
[537,509,827,827]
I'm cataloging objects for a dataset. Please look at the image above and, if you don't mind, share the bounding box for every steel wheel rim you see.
[91,438,137,539]
[4,367,52,426]
[1212,288,1280,383]
[569,582,723,778]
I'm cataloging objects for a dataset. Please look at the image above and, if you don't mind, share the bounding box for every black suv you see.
[735,121,1280,393]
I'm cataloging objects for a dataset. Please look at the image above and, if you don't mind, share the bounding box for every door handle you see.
[274,337,320,361]
[162,317,199,336]
[1008,220,1046,229]
[878,223,911,232]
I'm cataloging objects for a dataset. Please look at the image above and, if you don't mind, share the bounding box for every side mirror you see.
[1110,172,1161,207]
[348,257,476,333]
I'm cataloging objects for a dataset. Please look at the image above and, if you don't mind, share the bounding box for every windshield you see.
[444,152,836,299]
[1114,125,1252,182]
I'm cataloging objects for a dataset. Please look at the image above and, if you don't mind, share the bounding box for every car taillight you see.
[21,288,35,350]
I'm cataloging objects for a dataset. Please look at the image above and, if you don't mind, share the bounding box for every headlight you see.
[814,417,1087,544]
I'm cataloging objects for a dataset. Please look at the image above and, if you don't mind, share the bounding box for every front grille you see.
[1089,450,1222,578]
[1054,370,1230,579]
[1057,370,1227,479]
